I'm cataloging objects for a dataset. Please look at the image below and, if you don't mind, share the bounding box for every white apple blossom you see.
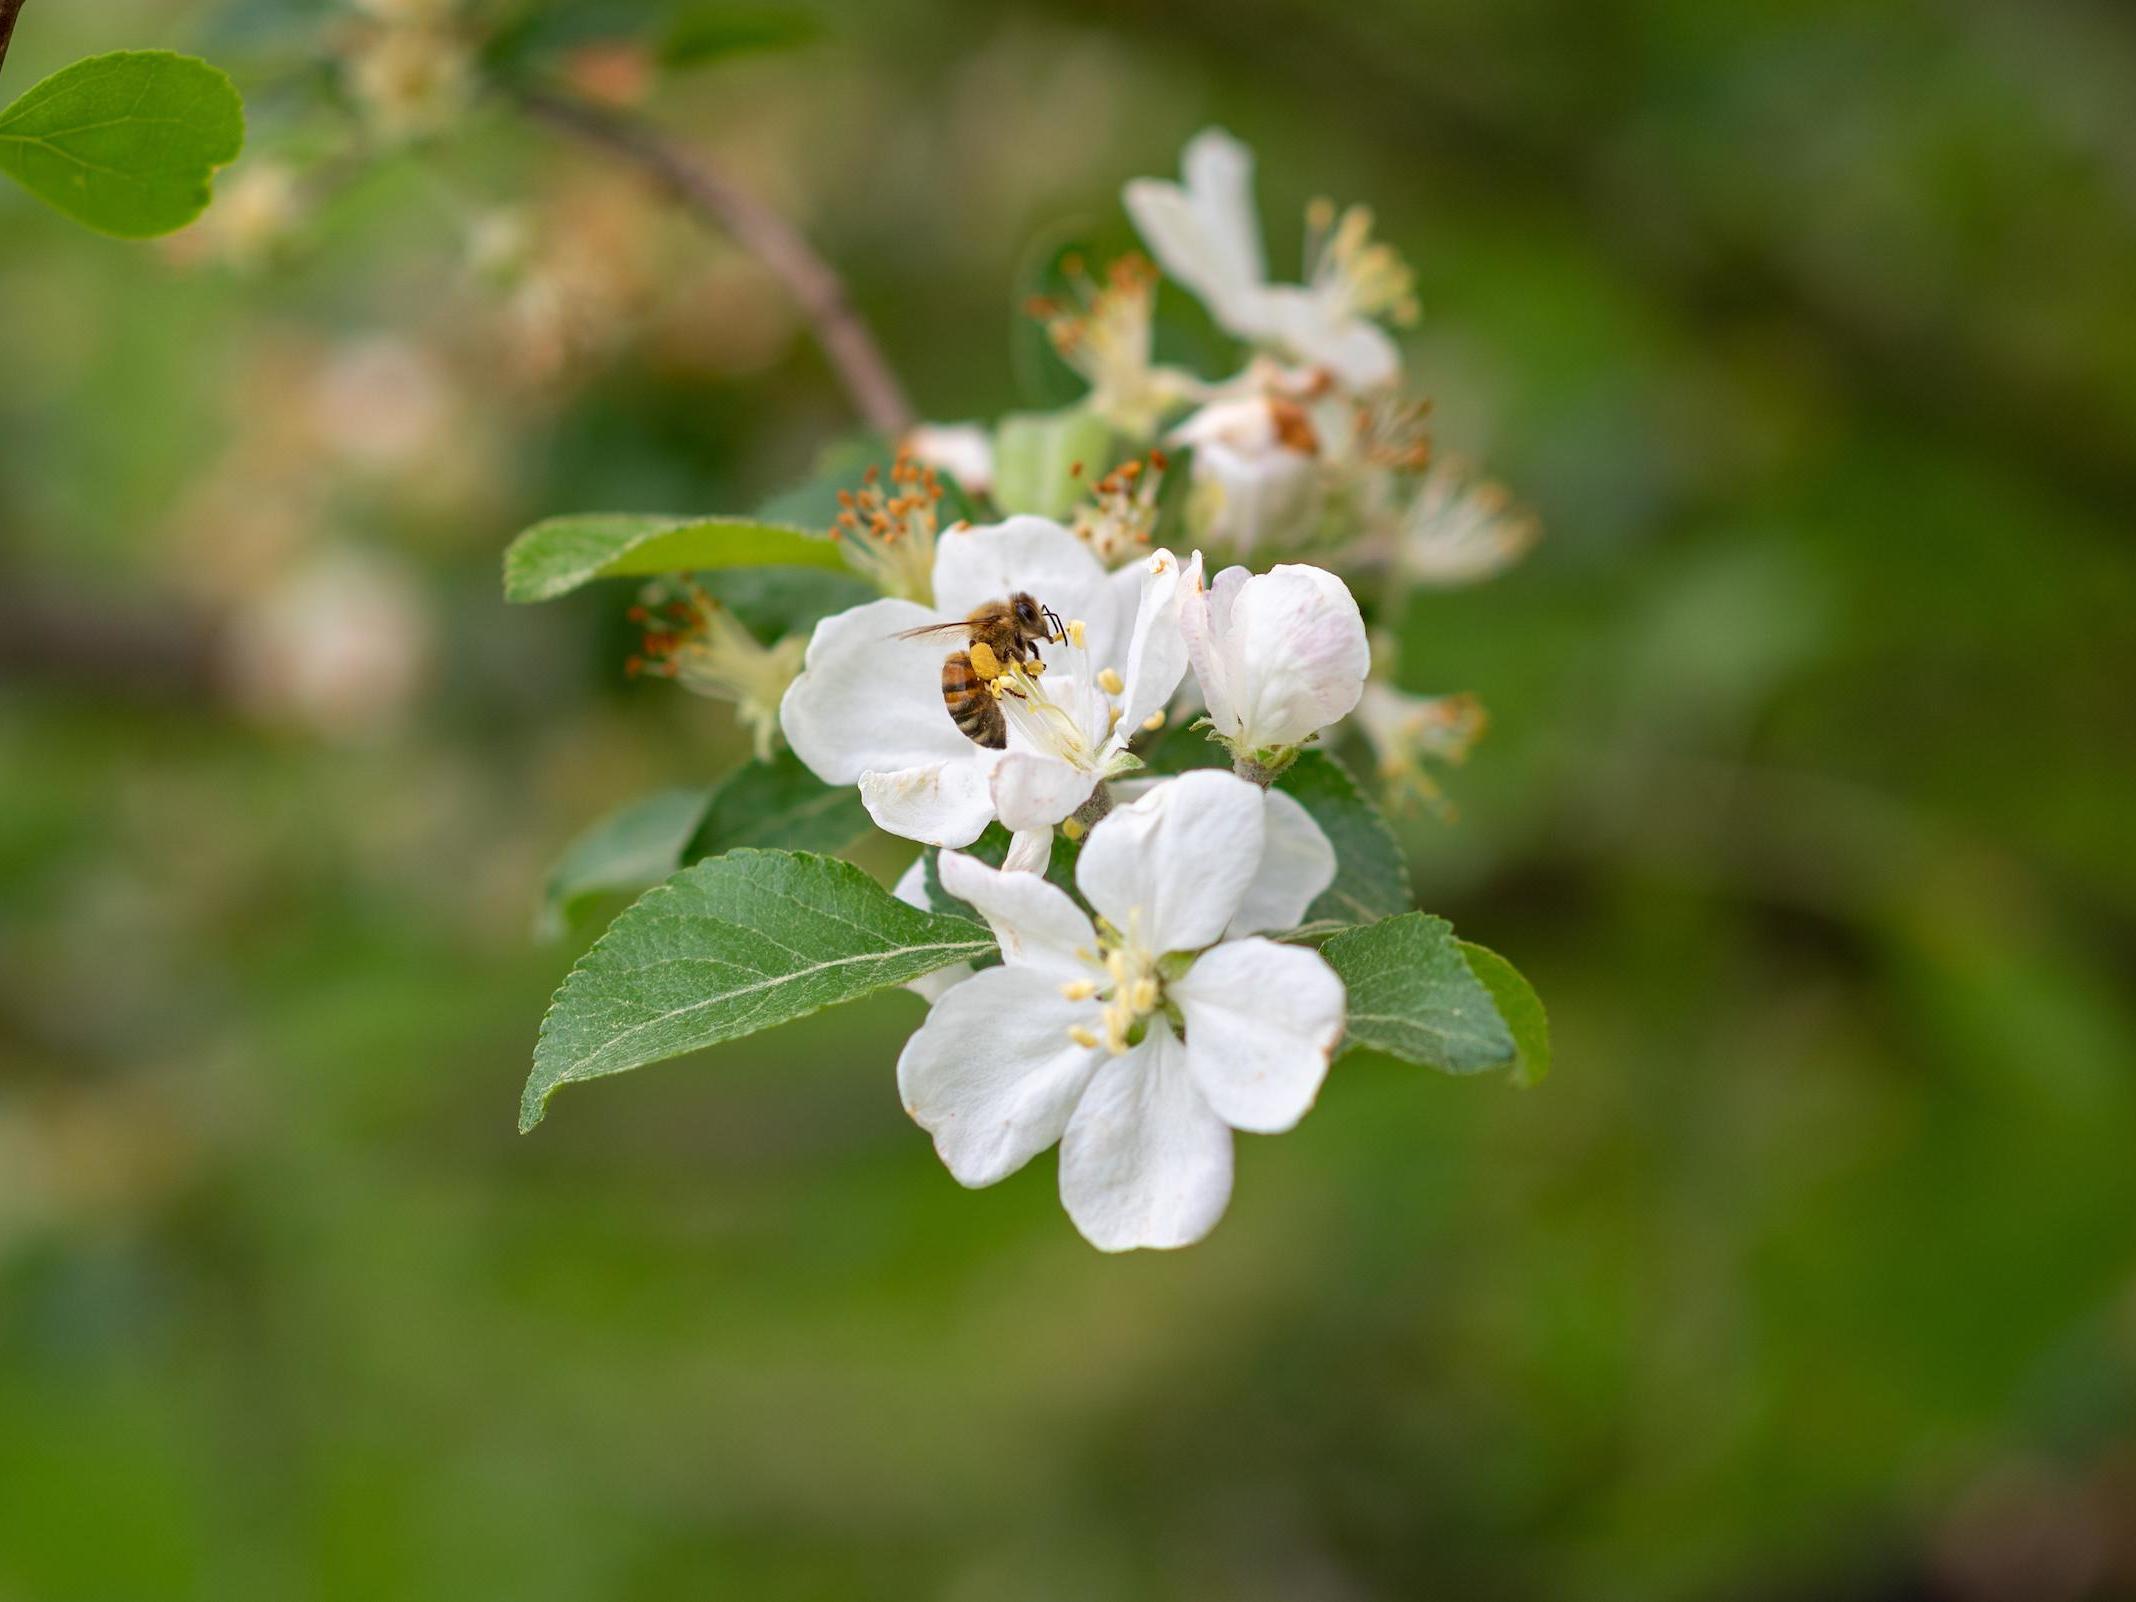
[627,583,806,762]
[1398,458,1539,588]
[1124,129,1417,392]
[781,516,1197,855]
[898,771,1344,1251]
[1171,390,1324,555]
[1181,563,1370,768]
[1353,683,1488,817]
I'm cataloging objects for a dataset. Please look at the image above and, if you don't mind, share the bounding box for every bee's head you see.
[1009,591,1047,638]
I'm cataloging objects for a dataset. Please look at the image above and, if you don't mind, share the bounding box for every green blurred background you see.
[4,0,2135,1597]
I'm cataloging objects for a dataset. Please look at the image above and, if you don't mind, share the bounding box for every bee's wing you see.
[891,621,973,642]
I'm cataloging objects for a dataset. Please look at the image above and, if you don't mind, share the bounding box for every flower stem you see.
[1233,755,1278,788]
[1074,784,1115,828]
[511,84,914,436]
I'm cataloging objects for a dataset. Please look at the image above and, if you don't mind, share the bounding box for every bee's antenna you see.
[1044,606,1066,644]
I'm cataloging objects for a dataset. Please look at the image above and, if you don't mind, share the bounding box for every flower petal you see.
[932,516,1118,662]
[898,966,1105,1187]
[1112,548,1197,741]
[1075,768,1265,953]
[860,758,998,848]
[1226,788,1336,937]
[1058,1023,1234,1251]
[891,856,974,1001]
[1259,287,1402,390]
[1180,564,1248,741]
[1172,937,1344,1132]
[780,598,972,783]
[1002,826,1053,875]
[938,849,1096,976]
[991,751,1099,833]
[1225,564,1369,750]
[1123,128,1267,337]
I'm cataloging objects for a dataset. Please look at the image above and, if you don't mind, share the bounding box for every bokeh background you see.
[4,0,2136,1597]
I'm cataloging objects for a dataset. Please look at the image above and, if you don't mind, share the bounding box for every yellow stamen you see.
[1066,618,1087,649]
[1097,667,1125,696]
[1140,709,1166,731]
[1061,817,1087,842]
[1060,978,1096,1001]
[1067,1025,1101,1049]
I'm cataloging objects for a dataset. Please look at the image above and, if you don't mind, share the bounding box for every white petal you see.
[938,849,1095,976]
[1226,789,1336,937]
[891,855,974,1000]
[1076,768,1265,953]
[780,598,973,783]
[1059,1024,1234,1251]
[1224,564,1370,750]
[861,758,998,848]
[1002,827,1053,875]
[1179,564,1248,740]
[1123,129,1267,339]
[991,751,1099,832]
[1259,287,1402,389]
[1111,548,1197,741]
[903,422,994,497]
[898,966,1105,1187]
[1191,439,1322,556]
[1172,937,1344,1132]
[932,516,1117,661]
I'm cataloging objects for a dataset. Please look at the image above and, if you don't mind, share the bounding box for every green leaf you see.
[659,5,820,67]
[1323,913,1516,1074]
[1276,750,1414,932]
[1458,941,1552,1087]
[0,52,244,239]
[993,407,1115,520]
[522,850,995,1131]
[502,514,845,604]
[697,567,874,642]
[541,787,709,938]
[683,750,870,862]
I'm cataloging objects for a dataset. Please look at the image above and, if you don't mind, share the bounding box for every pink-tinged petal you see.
[932,516,1114,657]
[1173,937,1344,1132]
[1226,789,1336,937]
[1058,1024,1234,1251]
[1259,288,1402,389]
[938,850,1096,975]
[890,856,974,1001]
[860,758,998,848]
[991,751,1099,832]
[780,598,972,783]
[1076,769,1265,953]
[1224,565,1369,750]
[898,966,1106,1188]
[1180,564,1248,740]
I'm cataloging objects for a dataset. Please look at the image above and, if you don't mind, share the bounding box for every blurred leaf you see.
[502,514,843,603]
[541,787,709,939]
[522,850,993,1130]
[1010,224,1103,410]
[0,52,244,238]
[1276,750,1413,932]
[993,407,1114,519]
[752,435,891,528]
[1323,913,1516,1073]
[683,750,869,861]
[1457,941,1551,1087]
[659,6,820,67]
[698,567,874,641]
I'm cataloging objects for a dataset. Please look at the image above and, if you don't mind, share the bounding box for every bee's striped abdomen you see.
[942,650,1006,748]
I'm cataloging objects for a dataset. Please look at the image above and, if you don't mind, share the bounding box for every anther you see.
[1141,710,1166,731]
[1097,667,1125,696]
[1061,817,1087,842]
[1067,1025,1101,1050]
[1067,619,1087,649]
[1060,978,1096,1001]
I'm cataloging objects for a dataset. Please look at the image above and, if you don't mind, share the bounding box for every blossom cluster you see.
[532,129,1544,1251]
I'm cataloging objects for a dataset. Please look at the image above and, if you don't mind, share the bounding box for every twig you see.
[513,84,915,438]
[0,576,226,702]
[0,0,27,82]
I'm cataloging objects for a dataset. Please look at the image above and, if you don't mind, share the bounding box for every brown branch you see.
[0,0,27,81]
[514,84,915,438]
[0,575,226,703]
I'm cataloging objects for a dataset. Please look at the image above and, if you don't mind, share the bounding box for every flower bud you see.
[1181,563,1369,769]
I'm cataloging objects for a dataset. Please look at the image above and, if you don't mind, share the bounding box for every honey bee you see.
[895,592,1064,749]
